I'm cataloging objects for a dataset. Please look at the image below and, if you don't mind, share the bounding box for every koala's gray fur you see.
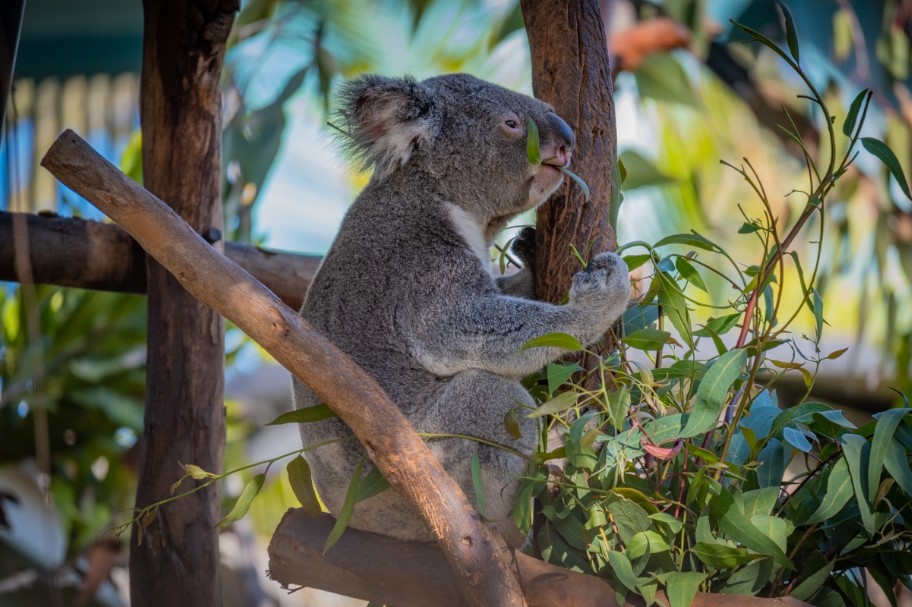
[292,73,630,546]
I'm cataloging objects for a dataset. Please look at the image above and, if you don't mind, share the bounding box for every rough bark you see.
[0,211,320,310]
[268,509,812,607]
[522,0,618,305]
[130,1,237,605]
[42,129,527,607]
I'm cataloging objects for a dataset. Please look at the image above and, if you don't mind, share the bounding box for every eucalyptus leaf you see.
[218,473,265,528]
[862,137,912,201]
[268,404,337,425]
[867,408,911,499]
[520,332,583,352]
[806,457,853,525]
[323,459,364,554]
[287,456,322,516]
[681,348,747,438]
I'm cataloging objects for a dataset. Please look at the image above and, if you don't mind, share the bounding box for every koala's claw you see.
[570,252,630,300]
[510,227,537,266]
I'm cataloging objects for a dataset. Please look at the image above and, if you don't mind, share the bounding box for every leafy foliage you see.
[512,15,912,606]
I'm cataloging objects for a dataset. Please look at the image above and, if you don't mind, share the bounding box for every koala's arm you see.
[411,252,630,378]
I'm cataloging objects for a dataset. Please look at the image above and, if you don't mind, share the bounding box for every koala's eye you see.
[500,113,524,138]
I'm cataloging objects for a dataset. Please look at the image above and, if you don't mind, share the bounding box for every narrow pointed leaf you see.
[561,166,591,202]
[268,404,337,425]
[778,2,800,62]
[528,390,580,418]
[868,408,911,499]
[470,452,486,518]
[862,137,912,201]
[841,434,875,534]
[526,117,540,165]
[843,89,871,137]
[324,459,364,554]
[352,466,388,503]
[287,456,322,516]
[219,473,265,527]
[681,348,747,437]
[520,332,582,352]
[884,438,912,496]
[806,457,853,525]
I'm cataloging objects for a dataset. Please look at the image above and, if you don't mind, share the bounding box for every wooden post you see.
[42,129,528,607]
[521,0,619,304]
[129,2,237,605]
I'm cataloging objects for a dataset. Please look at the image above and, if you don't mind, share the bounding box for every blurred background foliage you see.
[2,0,912,605]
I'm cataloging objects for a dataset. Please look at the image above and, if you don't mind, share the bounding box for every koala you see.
[292,73,630,546]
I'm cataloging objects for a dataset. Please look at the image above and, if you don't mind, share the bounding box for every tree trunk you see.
[521,0,618,305]
[129,2,236,606]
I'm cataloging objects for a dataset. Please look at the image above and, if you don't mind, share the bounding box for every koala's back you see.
[297,183,491,414]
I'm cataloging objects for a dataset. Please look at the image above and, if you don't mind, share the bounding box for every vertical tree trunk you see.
[130,2,236,605]
[521,0,618,305]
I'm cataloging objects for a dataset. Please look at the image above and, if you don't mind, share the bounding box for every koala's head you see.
[335,73,575,229]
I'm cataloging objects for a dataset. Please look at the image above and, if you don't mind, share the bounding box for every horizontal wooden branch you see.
[40,129,527,607]
[0,211,320,310]
[270,509,811,607]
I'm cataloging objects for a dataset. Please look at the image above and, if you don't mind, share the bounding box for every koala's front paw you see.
[510,227,537,267]
[570,252,631,309]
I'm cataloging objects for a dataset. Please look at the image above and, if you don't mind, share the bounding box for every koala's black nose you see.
[546,112,575,166]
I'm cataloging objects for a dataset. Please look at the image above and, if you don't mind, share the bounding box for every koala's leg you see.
[419,370,538,547]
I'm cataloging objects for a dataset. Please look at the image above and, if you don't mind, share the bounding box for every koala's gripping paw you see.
[570,252,631,309]
[510,227,537,267]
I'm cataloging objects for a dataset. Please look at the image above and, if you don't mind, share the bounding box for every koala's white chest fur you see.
[445,203,493,276]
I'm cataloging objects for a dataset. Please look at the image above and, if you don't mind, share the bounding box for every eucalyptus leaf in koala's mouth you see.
[559,166,591,202]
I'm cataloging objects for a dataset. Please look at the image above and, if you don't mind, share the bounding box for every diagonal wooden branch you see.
[0,211,320,310]
[40,129,526,607]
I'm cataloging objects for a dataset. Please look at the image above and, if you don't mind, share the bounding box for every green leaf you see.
[884,438,912,496]
[783,426,814,453]
[657,271,693,348]
[867,408,911,499]
[623,328,672,351]
[681,349,747,438]
[806,457,853,525]
[526,117,540,165]
[778,2,800,63]
[843,89,871,137]
[528,390,580,418]
[608,550,638,592]
[841,434,875,534]
[660,571,706,607]
[768,402,831,439]
[862,137,912,201]
[654,232,719,252]
[812,288,824,340]
[324,459,365,554]
[691,542,764,569]
[626,530,670,560]
[561,166,591,202]
[503,408,522,439]
[218,473,265,527]
[268,404,337,425]
[354,466,390,503]
[790,551,835,601]
[675,257,708,292]
[520,332,582,352]
[711,490,793,569]
[287,457,322,516]
[470,452,486,518]
[547,362,583,394]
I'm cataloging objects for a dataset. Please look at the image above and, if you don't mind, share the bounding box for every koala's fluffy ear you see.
[335,75,438,180]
